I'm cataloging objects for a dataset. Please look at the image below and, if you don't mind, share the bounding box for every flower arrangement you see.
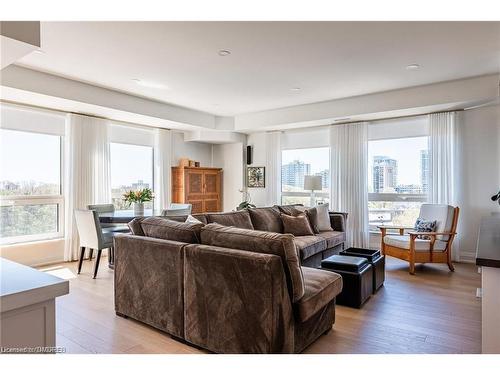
[123,188,154,206]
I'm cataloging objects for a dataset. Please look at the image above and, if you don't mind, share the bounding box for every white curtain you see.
[64,114,111,261]
[265,131,281,206]
[330,122,369,248]
[428,111,461,260]
[153,128,172,211]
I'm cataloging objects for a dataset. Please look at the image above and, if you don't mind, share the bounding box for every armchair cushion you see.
[294,267,342,323]
[384,234,447,251]
[419,204,455,241]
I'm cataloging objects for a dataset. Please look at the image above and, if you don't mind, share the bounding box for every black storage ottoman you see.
[321,255,373,308]
[340,248,385,292]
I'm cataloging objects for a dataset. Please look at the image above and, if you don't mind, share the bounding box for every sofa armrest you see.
[329,211,348,232]
[114,234,186,338]
[183,244,294,353]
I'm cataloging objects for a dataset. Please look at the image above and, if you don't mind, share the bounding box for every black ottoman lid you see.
[321,255,369,273]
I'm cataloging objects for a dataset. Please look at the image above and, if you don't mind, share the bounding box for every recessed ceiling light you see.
[218,50,231,56]
[291,87,301,91]
[406,64,420,70]
[132,79,168,89]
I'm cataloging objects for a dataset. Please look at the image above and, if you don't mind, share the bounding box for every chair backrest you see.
[162,203,192,216]
[74,210,104,249]
[87,204,115,213]
[418,204,457,242]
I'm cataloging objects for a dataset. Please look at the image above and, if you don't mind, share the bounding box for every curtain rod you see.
[266,108,466,134]
[0,99,172,132]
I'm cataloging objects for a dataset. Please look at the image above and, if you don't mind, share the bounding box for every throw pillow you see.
[185,214,203,224]
[281,213,315,236]
[127,217,145,236]
[414,218,437,240]
[305,203,332,233]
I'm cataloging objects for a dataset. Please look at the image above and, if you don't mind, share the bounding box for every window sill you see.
[1,236,64,247]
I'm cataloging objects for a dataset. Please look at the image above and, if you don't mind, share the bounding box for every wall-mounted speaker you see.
[246,145,252,165]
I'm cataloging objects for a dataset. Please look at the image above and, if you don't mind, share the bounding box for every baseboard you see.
[459,250,476,263]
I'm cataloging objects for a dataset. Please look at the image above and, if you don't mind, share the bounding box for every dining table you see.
[98,209,162,269]
[98,209,162,224]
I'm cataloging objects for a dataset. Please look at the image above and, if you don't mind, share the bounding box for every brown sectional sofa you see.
[114,205,347,353]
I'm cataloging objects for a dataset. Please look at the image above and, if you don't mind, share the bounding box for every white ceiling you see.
[17,21,500,116]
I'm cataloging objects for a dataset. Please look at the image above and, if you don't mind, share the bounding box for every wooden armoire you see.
[171,166,223,213]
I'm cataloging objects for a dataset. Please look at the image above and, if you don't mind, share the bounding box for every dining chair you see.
[87,204,129,233]
[74,209,114,278]
[161,203,192,216]
[378,204,459,275]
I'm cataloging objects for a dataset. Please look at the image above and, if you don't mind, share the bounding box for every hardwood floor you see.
[40,256,481,354]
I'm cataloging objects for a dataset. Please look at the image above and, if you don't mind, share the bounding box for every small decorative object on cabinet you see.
[171,166,223,213]
[247,166,265,188]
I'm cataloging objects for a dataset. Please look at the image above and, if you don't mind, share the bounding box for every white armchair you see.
[378,204,459,275]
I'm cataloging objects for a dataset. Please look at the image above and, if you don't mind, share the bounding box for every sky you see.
[282,147,329,174]
[110,143,153,187]
[0,129,153,188]
[0,129,60,184]
[367,136,428,186]
[282,136,428,187]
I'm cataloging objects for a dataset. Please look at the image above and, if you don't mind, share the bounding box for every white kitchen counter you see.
[0,257,69,352]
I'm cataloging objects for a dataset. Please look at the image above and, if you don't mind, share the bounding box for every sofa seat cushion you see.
[248,207,283,233]
[294,267,342,323]
[201,223,305,302]
[384,234,447,251]
[315,231,346,249]
[206,211,254,230]
[294,236,327,260]
[140,216,204,243]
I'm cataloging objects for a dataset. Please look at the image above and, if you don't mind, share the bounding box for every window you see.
[110,143,154,210]
[0,129,64,244]
[368,136,428,230]
[281,147,330,206]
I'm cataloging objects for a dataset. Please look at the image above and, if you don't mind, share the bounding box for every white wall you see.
[212,143,244,211]
[459,104,500,259]
[246,132,268,207]
[171,131,214,167]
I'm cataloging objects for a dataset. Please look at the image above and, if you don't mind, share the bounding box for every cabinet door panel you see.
[186,170,203,195]
[189,200,204,214]
[203,171,219,194]
[203,199,219,213]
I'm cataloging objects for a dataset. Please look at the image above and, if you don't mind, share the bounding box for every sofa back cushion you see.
[275,204,306,216]
[140,216,204,243]
[200,223,305,302]
[281,213,315,236]
[206,210,254,230]
[248,207,283,233]
[158,214,208,224]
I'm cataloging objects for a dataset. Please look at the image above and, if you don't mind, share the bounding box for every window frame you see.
[367,134,429,231]
[0,131,65,245]
[109,141,155,211]
[280,146,330,205]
